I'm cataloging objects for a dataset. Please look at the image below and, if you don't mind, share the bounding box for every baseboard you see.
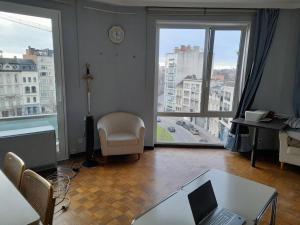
[69,146,154,158]
[144,146,154,150]
[154,143,225,149]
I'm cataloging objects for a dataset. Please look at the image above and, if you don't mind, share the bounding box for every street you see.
[157,117,221,144]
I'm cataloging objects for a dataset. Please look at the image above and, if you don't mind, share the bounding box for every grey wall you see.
[253,9,300,116]
[2,0,300,153]
[3,0,153,153]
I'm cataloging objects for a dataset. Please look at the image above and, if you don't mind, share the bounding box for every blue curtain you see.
[294,37,300,117]
[225,9,280,152]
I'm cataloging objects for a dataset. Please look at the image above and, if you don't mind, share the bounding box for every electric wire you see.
[46,161,82,216]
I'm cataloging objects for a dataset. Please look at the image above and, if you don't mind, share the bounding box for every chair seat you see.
[107,132,138,147]
[287,130,300,141]
[287,147,300,156]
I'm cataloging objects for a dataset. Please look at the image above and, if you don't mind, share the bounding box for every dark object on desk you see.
[231,118,287,167]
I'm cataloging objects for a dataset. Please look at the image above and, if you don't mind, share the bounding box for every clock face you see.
[108,26,125,44]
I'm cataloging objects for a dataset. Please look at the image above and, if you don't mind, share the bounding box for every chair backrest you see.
[101,112,141,134]
[3,152,25,189]
[20,169,54,225]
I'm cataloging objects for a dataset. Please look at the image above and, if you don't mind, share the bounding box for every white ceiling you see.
[91,0,300,9]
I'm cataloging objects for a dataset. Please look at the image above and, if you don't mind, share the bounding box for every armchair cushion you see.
[107,132,138,147]
[287,147,300,156]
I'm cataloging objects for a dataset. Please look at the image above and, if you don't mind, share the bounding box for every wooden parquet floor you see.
[53,148,300,225]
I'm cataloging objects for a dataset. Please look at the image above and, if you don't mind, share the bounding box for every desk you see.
[231,118,287,167]
[0,170,40,225]
[132,170,277,225]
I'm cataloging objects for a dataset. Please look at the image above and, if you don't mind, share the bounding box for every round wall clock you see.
[108,25,125,44]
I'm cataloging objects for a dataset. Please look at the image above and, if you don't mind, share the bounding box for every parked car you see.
[157,117,161,123]
[176,120,182,126]
[168,126,176,132]
[190,129,200,135]
[199,138,208,143]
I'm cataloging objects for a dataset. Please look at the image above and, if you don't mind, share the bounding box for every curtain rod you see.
[83,6,137,15]
[146,7,256,15]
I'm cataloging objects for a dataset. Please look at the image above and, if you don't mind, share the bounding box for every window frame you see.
[155,20,251,144]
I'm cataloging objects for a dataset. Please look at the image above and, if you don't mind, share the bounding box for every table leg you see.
[251,128,259,167]
[270,196,277,225]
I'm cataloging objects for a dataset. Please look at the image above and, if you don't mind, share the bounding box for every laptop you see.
[188,180,245,225]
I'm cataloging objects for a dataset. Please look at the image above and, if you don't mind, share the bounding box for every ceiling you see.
[90,0,300,9]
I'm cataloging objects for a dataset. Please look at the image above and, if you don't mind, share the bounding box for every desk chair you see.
[20,169,54,225]
[3,152,25,189]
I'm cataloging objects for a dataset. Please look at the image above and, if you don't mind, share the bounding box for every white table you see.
[132,169,277,225]
[0,170,40,225]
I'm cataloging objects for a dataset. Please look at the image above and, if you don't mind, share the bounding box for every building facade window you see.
[25,86,30,94]
[31,86,36,93]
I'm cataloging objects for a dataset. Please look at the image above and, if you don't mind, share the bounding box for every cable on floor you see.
[46,160,82,216]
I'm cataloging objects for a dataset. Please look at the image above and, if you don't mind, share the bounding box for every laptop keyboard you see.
[206,209,235,225]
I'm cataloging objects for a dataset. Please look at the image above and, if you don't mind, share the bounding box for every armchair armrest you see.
[97,119,108,146]
[134,117,145,140]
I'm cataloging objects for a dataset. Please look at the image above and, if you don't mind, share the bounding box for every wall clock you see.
[108,25,125,44]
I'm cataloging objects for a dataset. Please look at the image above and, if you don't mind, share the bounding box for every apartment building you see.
[0,56,39,118]
[176,75,202,112]
[164,45,204,112]
[23,46,56,114]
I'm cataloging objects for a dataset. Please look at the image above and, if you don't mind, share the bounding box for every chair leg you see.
[137,154,141,160]
[280,162,285,170]
[101,156,108,164]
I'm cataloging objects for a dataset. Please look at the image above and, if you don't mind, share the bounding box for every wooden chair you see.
[20,169,54,225]
[3,152,25,189]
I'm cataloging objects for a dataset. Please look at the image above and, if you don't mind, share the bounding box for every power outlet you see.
[258,138,263,144]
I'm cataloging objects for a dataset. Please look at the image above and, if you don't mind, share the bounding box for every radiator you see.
[0,125,57,170]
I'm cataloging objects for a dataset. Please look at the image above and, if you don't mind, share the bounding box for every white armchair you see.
[279,129,300,168]
[97,112,145,158]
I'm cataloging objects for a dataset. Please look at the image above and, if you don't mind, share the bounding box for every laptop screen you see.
[188,180,218,224]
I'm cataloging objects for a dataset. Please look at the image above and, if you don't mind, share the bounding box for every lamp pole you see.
[82,64,98,167]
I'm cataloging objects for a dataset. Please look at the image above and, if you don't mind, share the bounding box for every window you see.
[31,86,36,93]
[2,110,9,117]
[40,72,47,76]
[33,77,36,82]
[25,86,30,94]
[33,97,36,102]
[28,77,31,82]
[14,74,18,83]
[156,23,249,145]
[6,74,12,83]
[23,77,26,83]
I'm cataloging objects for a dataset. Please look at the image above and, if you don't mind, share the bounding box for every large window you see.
[156,22,249,145]
[0,1,67,160]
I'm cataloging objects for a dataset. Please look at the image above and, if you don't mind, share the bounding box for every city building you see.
[176,75,202,112]
[0,56,39,118]
[164,45,204,111]
[23,46,56,114]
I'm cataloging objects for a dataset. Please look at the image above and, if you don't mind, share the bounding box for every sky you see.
[159,28,241,69]
[0,11,53,58]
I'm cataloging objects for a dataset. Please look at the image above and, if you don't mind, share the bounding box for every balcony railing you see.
[0,113,58,139]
